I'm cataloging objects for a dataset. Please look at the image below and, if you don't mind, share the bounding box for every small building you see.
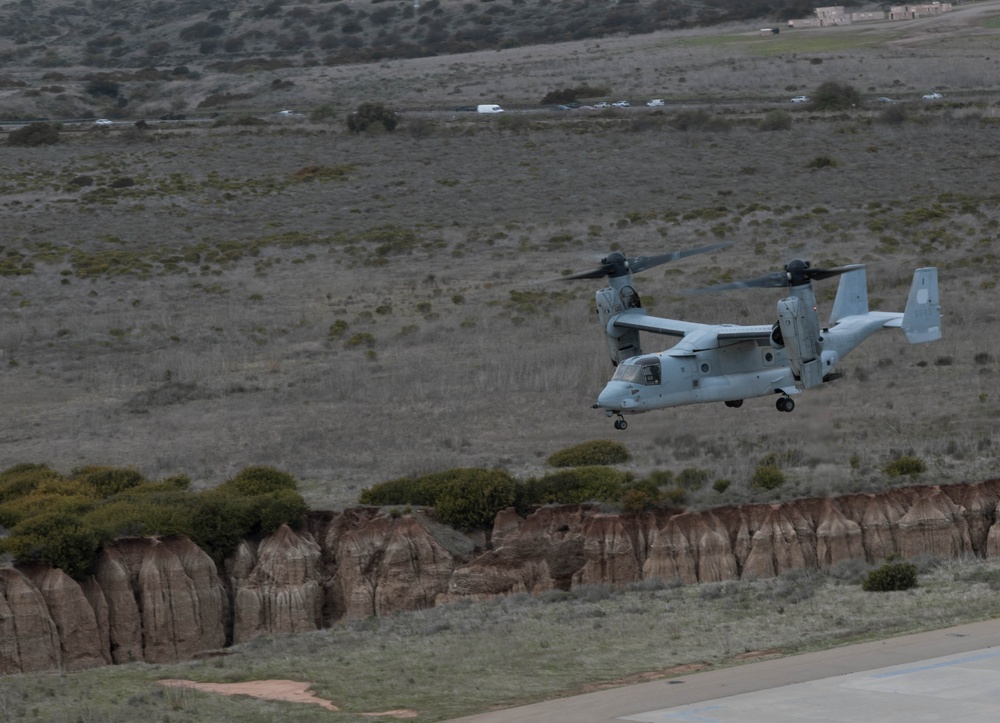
[889,3,953,20]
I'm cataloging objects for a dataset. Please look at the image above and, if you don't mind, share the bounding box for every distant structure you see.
[787,3,951,28]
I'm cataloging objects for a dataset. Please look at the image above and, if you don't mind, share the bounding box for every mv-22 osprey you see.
[565,244,941,430]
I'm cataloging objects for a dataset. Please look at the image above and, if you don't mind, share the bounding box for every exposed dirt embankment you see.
[3,480,1000,675]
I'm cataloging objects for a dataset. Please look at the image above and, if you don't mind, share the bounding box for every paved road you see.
[445,618,1000,722]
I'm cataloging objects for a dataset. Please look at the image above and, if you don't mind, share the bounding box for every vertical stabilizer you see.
[902,267,941,343]
[829,267,868,324]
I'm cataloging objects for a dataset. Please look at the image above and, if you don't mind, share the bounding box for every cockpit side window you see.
[639,357,661,385]
[612,358,661,385]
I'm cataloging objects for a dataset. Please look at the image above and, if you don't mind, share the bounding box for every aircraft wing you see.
[613,313,773,344]
[611,312,707,338]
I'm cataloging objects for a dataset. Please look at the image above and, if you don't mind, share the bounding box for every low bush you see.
[811,81,861,111]
[712,478,731,494]
[750,464,785,491]
[884,455,926,477]
[758,110,792,131]
[220,465,297,495]
[0,464,307,576]
[346,102,398,133]
[519,466,630,508]
[434,469,519,529]
[361,468,518,529]
[7,122,59,147]
[547,440,630,467]
[862,560,918,592]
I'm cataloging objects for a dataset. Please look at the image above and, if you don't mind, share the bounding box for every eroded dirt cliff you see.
[3,480,1000,674]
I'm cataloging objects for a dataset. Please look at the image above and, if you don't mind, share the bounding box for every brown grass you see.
[2,6,1000,511]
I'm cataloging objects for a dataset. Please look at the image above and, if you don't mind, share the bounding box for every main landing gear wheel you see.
[613,416,628,430]
[776,397,795,413]
[724,400,744,408]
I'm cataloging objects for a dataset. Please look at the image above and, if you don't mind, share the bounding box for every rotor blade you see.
[688,271,789,294]
[560,267,609,280]
[628,241,731,274]
[807,263,865,280]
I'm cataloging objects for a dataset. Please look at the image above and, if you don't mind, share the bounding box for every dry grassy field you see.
[4,4,1000,721]
[4,3,1000,509]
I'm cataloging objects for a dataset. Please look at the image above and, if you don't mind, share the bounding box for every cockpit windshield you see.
[611,357,661,385]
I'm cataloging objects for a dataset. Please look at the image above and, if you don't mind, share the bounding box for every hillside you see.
[0,0,823,74]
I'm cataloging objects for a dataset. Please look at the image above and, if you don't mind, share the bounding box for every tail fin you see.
[902,267,941,343]
[829,267,868,325]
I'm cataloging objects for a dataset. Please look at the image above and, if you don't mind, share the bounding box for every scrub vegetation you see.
[3,4,1000,718]
[2,556,1000,721]
[0,464,306,575]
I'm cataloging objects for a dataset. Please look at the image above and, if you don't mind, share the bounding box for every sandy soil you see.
[158,678,418,717]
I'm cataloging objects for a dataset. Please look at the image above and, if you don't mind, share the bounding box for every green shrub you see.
[862,560,918,592]
[0,463,60,503]
[328,319,349,339]
[879,104,907,125]
[712,479,731,494]
[758,110,792,131]
[660,486,687,507]
[0,464,307,575]
[83,493,196,539]
[346,102,398,133]
[7,122,60,147]
[806,155,837,169]
[884,455,926,477]
[0,512,101,578]
[0,492,96,528]
[547,440,630,467]
[810,81,861,111]
[750,464,785,491]
[221,465,297,496]
[518,466,629,508]
[433,469,518,529]
[72,465,145,496]
[621,488,657,514]
[676,467,710,490]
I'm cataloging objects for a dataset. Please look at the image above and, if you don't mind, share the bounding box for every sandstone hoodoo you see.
[3,480,1000,675]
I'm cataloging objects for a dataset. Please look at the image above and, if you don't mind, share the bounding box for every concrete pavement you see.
[444,618,1000,722]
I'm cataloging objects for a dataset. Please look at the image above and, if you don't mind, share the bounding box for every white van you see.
[477,104,504,114]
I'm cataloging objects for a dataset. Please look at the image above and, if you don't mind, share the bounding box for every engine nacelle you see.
[770,321,784,350]
[596,287,642,366]
[776,296,824,388]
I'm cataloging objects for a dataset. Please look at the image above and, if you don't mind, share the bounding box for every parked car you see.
[790,96,809,103]
[922,92,944,100]
[646,99,665,107]
[611,100,630,108]
[94,118,114,126]
[593,102,610,109]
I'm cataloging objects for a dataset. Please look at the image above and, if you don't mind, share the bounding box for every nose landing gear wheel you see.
[776,397,795,412]
[613,416,628,430]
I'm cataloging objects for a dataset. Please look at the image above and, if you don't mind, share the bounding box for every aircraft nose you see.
[597,382,633,409]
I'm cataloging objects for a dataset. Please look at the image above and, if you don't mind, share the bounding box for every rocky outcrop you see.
[3,480,1000,674]
[231,525,323,644]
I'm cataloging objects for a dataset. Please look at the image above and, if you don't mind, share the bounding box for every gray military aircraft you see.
[565,245,941,430]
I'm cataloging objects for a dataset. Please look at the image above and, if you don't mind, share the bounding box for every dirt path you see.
[158,679,418,718]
